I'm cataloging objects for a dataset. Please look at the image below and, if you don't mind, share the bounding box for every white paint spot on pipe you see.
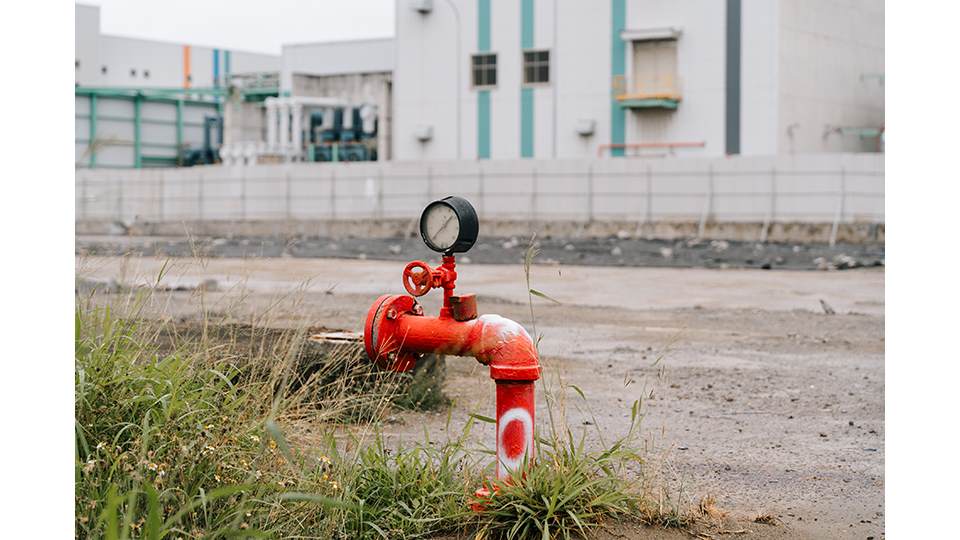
[477,314,531,342]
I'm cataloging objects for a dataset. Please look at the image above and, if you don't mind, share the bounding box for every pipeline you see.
[364,253,541,481]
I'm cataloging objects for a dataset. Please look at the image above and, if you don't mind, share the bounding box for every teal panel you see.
[478,0,491,51]
[213,49,220,87]
[521,88,534,158]
[619,98,680,110]
[521,0,534,50]
[133,96,142,168]
[521,0,534,157]
[89,94,98,168]
[610,0,626,157]
[478,90,491,159]
[477,0,491,159]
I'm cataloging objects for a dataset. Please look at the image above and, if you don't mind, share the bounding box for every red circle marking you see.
[502,418,526,459]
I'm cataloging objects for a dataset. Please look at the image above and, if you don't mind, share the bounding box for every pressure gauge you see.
[419,196,479,254]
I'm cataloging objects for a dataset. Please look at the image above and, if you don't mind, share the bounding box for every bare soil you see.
[76,255,884,539]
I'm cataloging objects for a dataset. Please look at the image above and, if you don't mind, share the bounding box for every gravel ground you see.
[76,255,884,539]
[76,234,884,271]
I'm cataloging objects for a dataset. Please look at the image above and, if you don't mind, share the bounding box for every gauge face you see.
[419,196,479,254]
[421,203,460,251]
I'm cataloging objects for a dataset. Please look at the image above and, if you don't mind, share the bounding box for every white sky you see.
[81,0,396,54]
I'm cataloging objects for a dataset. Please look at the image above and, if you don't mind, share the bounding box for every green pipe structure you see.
[77,85,275,168]
[89,94,98,168]
[75,86,277,104]
[133,96,142,168]
[176,99,184,165]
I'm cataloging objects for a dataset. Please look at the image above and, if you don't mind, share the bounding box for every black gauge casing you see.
[419,196,479,254]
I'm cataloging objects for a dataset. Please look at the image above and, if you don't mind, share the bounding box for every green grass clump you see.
[468,399,687,540]
[334,434,471,538]
[75,306,321,538]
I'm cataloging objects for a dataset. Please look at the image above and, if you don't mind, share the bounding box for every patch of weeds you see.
[75,304,350,538]
[333,431,473,538]
[155,320,449,418]
[471,403,689,539]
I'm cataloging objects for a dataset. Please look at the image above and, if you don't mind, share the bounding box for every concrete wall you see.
[75,3,279,89]
[76,154,883,228]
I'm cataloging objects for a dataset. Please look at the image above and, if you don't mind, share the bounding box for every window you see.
[75,59,80,70]
[144,70,150,79]
[130,68,137,77]
[101,65,108,74]
[630,39,678,97]
[523,50,550,85]
[471,53,497,88]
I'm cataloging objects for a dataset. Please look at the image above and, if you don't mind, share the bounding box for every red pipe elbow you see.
[458,314,541,381]
[364,294,540,382]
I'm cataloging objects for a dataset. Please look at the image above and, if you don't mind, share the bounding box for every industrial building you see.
[393,0,884,160]
[75,0,884,168]
[75,4,279,90]
[75,4,392,167]
[74,3,281,168]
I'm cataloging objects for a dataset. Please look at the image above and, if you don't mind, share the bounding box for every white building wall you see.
[75,4,101,85]
[777,0,885,154]
[740,0,779,155]
[280,38,395,93]
[553,0,610,160]
[533,0,556,158]
[490,0,521,159]
[393,0,467,160]
[395,0,732,161]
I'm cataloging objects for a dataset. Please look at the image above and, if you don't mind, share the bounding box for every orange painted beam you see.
[182,45,191,88]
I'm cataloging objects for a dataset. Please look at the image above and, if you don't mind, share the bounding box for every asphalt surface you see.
[76,234,885,271]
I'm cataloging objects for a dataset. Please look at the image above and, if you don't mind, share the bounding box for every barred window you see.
[472,53,497,88]
[523,50,550,85]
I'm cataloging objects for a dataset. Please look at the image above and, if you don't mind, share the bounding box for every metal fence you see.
[76,154,884,240]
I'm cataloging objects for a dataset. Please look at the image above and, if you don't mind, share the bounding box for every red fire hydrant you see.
[363,196,541,495]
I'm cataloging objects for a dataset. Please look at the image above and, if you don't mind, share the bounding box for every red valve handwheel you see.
[402,261,434,297]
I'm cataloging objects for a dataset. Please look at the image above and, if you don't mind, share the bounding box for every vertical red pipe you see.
[495,381,536,479]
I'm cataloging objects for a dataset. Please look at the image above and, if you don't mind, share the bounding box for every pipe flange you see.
[364,294,419,372]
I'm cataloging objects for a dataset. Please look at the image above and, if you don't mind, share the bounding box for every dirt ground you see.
[75,255,884,539]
